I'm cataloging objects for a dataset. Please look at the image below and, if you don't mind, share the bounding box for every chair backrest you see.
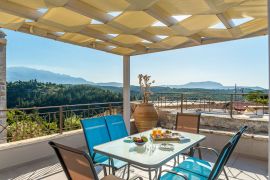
[80,117,111,157]
[208,126,247,180]
[224,125,248,164]
[49,141,98,180]
[176,113,201,133]
[105,115,128,140]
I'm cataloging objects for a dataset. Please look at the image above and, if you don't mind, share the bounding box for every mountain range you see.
[7,67,265,90]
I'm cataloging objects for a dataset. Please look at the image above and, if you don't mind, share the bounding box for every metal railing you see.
[0,102,122,143]
[150,92,268,117]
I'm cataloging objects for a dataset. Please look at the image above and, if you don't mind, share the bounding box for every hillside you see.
[7,80,122,108]
[7,67,265,90]
[7,67,94,85]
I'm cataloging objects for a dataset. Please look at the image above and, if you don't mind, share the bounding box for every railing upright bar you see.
[59,106,63,134]
[209,97,211,112]
[181,94,183,113]
[230,94,233,118]
[109,103,112,115]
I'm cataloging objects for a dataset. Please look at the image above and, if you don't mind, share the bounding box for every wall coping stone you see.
[0,129,83,151]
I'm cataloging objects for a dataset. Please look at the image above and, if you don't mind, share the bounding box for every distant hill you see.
[96,82,123,87]
[165,81,224,89]
[7,67,95,85]
[163,81,265,90]
[7,67,265,90]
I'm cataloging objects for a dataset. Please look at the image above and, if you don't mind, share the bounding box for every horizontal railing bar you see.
[4,102,123,111]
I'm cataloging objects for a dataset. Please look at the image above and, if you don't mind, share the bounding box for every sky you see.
[3,29,268,88]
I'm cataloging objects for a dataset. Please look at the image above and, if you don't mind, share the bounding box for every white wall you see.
[0,130,86,170]
[201,130,268,160]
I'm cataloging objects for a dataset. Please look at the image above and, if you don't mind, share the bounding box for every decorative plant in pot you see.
[133,74,158,132]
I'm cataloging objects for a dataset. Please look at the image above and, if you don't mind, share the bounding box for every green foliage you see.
[64,114,81,131]
[7,110,59,142]
[245,91,268,105]
[7,80,122,108]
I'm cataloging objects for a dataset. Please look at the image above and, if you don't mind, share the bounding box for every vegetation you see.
[7,80,122,108]
[245,91,268,105]
[4,80,267,142]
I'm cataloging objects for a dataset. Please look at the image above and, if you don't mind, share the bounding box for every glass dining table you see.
[94,129,206,179]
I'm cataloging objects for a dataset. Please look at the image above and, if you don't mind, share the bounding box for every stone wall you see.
[157,108,268,135]
[0,31,6,144]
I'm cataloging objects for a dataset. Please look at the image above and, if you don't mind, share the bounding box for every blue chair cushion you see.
[175,157,213,178]
[105,115,128,140]
[81,117,111,156]
[161,167,208,180]
[93,153,109,163]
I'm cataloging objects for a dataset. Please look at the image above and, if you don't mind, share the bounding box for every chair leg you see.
[110,158,115,175]
[223,168,229,180]
[126,164,130,180]
[157,167,162,180]
[173,157,177,167]
[189,147,194,157]
[108,160,111,174]
[177,155,180,164]
[122,165,127,179]
[148,168,152,180]
[103,166,107,176]
[197,144,202,159]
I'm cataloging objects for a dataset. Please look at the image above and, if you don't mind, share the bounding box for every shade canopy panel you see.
[0,0,267,56]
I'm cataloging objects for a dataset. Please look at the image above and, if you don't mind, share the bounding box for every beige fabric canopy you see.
[0,0,267,56]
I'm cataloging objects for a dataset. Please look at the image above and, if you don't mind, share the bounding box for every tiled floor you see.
[0,151,267,180]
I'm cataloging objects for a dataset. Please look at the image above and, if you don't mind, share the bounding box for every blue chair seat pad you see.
[161,167,208,180]
[175,157,214,178]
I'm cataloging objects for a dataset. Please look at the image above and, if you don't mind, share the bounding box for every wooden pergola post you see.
[0,31,7,144]
[123,55,130,134]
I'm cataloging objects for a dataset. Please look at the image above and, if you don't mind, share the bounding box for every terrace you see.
[0,0,269,179]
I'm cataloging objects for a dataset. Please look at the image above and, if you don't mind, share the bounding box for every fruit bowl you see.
[133,136,148,146]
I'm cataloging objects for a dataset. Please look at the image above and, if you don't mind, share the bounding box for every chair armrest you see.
[129,176,144,180]
[160,170,188,180]
[193,146,219,157]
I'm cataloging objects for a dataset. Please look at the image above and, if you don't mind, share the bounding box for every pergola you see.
[0,0,268,175]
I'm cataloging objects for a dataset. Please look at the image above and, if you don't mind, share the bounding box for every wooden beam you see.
[132,29,267,56]
[18,24,124,55]
[0,0,42,20]
[141,4,202,44]
[144,5,177,26]
[216,13,234,29]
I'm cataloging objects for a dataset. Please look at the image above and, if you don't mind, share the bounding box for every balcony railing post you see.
[181,94,183,113]
[208,97,211,112]
[230,94,233,118]
[109,103,112,115]
[59,106,63,134]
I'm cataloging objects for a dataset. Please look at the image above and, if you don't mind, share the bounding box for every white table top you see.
[94,130,206,168]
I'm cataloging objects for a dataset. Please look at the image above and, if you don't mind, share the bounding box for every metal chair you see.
[105,115,128,140]
[160,126,248,180]
[49,141,143,180]
[81,117,128,177]
[175,113,202,160]
[105,115,158,180]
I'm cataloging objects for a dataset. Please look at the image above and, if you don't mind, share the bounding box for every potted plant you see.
[133,74,158,132]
